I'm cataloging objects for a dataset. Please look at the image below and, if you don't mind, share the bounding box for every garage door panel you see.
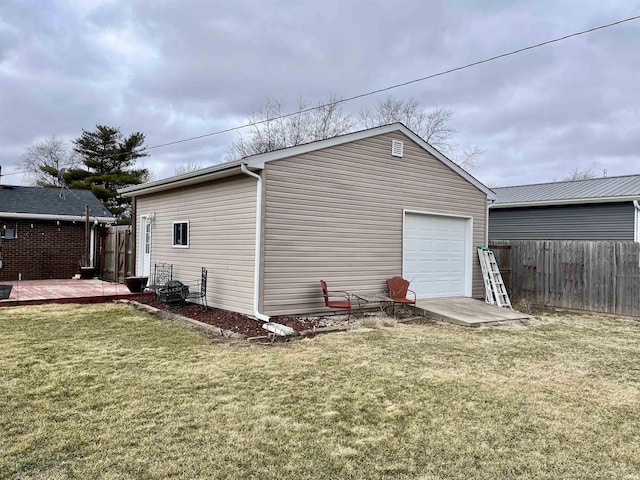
[450,239,464,252]
[432,282,449,296]
[446,280,464,294]
[403,213,469,298]
[449,259,463,269]
[434,240,450,253]
[434,259,451,273]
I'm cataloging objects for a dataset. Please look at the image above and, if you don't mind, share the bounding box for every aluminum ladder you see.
[477,247,512,308]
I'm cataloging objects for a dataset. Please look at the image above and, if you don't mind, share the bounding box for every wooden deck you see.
[0,279,143,307]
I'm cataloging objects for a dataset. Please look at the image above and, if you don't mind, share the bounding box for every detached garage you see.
[121,123,495,319]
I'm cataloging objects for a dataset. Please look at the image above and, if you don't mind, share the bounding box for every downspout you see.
[240,164,270,322]
[485,199,495,246]
[90,220,98,268]
[241,164,294,335]
[634,201,640,243]
[131,197,137,276]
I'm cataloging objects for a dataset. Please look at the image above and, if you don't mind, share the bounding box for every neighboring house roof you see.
[0,185,115,222]
[119,123,496,200]
[491,174,640,209]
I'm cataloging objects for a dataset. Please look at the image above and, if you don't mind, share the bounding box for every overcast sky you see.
[1,0,639,188]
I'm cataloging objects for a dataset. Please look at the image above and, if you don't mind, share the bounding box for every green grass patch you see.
[1,303,639,479]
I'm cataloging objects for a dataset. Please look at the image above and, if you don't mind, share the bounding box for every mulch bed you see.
[137,296,324,337]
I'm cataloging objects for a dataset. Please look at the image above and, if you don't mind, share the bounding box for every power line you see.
[1,168,30,177]
[145,14,640,151]
[4,11,639,173]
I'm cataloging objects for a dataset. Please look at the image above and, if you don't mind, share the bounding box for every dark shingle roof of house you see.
[0,185,114,218]
[493,175,640,207]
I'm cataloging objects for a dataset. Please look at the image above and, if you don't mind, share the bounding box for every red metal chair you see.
[386,276,416,316]
[320,280,352,321]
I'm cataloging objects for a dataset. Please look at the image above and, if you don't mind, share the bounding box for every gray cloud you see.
[1,0,639,187]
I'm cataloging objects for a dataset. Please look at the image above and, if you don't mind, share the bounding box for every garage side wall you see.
[262,132,487,316]
[135,176,256,315]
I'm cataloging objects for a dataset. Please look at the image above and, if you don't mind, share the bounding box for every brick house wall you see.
[0,219,91,281]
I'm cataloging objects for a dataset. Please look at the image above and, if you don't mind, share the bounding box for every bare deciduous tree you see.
[230,95,481,171]
[359,96,481,170]
[563,168,596,181]
[229,95,354,159]
[175,161,203,176]
[360,98,455,146]
[20,136,79,187]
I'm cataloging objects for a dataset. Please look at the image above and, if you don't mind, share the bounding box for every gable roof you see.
[0,185,115,222]
[120,123,495,200]
[492,174,640,208]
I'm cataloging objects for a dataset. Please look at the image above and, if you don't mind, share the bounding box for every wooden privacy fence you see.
[101,226,134,283]
[490,240,640,316]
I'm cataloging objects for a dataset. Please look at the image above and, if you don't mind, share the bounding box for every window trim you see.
[1,227,16,240]
[172,220,190,248]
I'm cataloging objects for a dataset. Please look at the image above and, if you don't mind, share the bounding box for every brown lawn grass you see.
[1,303,639,479]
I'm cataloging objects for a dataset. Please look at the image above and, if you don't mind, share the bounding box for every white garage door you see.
[403,213,470,298]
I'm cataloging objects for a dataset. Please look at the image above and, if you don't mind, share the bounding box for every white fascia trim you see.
[244,123,496,200]
[119,165,245,197]
[120,124,495,201]
[393,126,496,201]
[0,212,115,223]
[402,209,474,298]
[490,195,640,209]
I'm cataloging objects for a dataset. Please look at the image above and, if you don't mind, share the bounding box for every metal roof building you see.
[489,175,640,242]
[492,175,640,208]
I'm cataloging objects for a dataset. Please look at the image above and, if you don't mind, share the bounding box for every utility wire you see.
[3,12,639,172]
[145,14,640,151]
[2,168,31,177]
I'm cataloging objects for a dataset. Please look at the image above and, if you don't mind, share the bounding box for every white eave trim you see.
[119,164,246,197]
[244,123,496,200]
[0,212,116,223]
[119,123,495,200]
[490,195,640,209]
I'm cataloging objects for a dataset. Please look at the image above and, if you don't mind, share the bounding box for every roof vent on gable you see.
[391,139,404,158]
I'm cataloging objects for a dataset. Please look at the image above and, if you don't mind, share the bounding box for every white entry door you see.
[139,215,152,277]
[403,212,471,298]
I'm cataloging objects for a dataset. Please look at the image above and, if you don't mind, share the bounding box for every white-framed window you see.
[1,224,16,239]
[172,221,189,248]
[144,221,151,254]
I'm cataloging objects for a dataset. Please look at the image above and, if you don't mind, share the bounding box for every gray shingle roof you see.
[0,185,114,218]
[493,175,640,206]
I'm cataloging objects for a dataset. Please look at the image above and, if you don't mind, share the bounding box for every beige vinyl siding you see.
[135,176,256,315]
[262,132,487,316]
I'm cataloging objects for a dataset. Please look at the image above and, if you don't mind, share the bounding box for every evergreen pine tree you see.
[70,125,149,224]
